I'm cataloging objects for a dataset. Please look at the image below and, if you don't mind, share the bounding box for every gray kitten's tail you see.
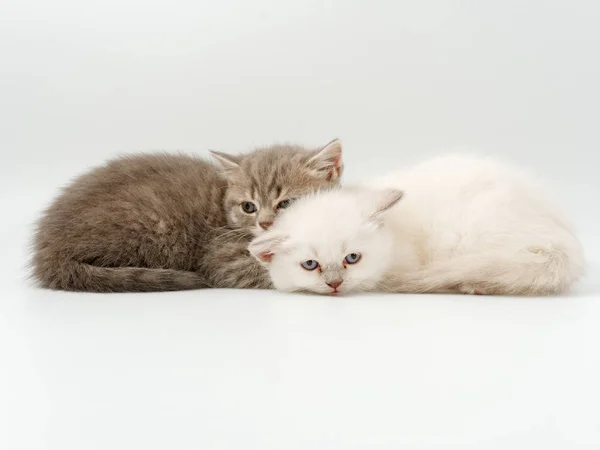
[32,260,208,292]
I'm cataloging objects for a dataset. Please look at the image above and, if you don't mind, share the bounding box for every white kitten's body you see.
[250,155,585,296]
[371,155,584,294]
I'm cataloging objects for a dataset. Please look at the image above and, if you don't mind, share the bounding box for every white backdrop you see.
[1,1,599,449]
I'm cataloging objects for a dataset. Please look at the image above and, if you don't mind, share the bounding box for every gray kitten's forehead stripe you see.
[267,172,279,197]
[252,177,263,200]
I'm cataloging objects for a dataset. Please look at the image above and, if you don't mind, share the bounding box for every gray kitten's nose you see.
[326,280,343,289]
[259,221,273,230]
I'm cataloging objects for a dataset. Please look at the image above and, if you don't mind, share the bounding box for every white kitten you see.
[249,155,585,296]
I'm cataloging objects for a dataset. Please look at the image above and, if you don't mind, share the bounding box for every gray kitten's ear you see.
[210,150,242,177]
[307,138,343,181]
[369,189,404,223]
[248,232,289,264]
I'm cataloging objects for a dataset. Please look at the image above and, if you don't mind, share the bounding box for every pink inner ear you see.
[324,155,342,180]
[259,252,274,263]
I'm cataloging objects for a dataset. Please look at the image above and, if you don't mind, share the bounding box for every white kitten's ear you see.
[369,189,404,223]
[248,232,289,264]
[307,138,343,181]
[210,150,242,177]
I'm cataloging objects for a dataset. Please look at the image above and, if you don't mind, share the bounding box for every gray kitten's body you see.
[32,141,343,292]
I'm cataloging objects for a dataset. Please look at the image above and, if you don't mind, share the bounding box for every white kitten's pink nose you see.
[259,221,273,230]
[326,280,343,290]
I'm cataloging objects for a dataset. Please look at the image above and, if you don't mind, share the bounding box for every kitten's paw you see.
[458,283,485,295]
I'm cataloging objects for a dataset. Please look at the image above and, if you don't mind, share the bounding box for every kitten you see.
[32,140,343,292]
[249,154,585,296]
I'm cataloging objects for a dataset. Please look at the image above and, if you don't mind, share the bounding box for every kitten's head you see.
[211,139,343,236]
[248,188,403,295]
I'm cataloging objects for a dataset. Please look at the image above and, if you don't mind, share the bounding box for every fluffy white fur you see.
[249,155,585,296]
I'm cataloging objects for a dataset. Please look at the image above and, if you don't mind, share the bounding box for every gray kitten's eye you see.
[344,253,362,264]
[241,202,257,214]
[276,198,294,210]
[300,260,319,271]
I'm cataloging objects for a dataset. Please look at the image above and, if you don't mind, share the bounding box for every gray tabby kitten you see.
[32,140,343,292]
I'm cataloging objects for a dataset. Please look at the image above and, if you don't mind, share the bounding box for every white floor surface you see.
[1,191,599,450]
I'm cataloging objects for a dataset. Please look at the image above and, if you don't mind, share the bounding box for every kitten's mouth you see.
[329,289,341,296]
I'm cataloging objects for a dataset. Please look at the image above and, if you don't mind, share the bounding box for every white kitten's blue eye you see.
[300,260,319,271]
[344,253,362,264]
